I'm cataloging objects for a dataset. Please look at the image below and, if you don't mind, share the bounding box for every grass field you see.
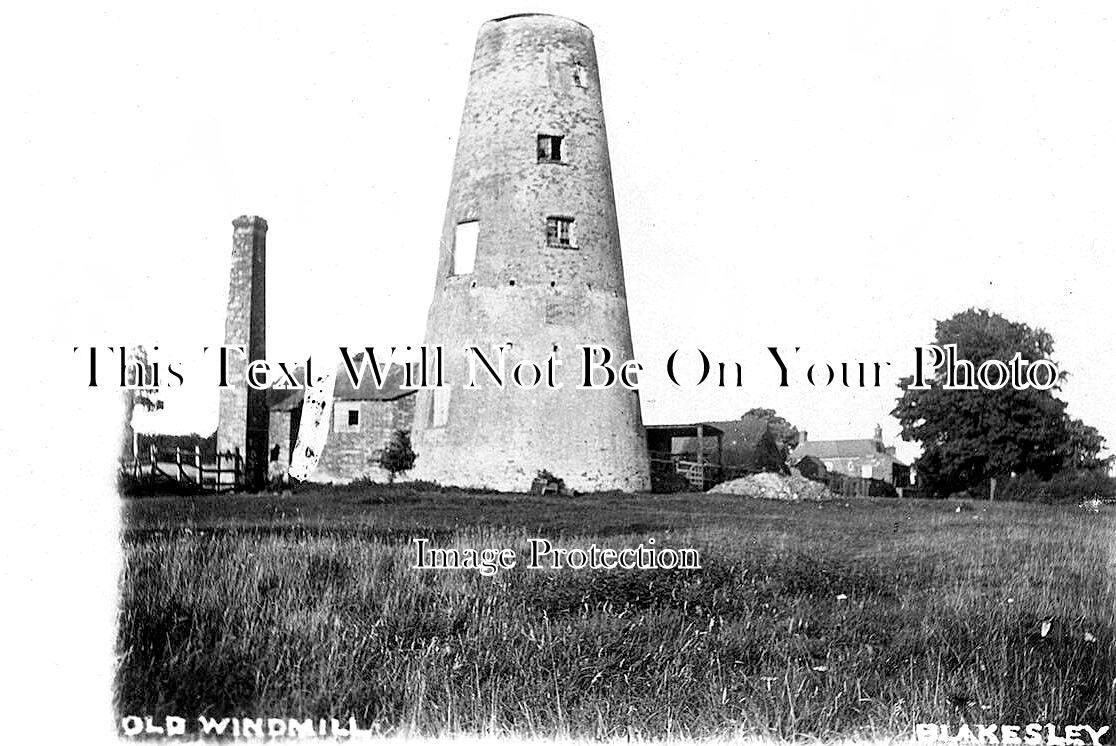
[116,487,1116,741]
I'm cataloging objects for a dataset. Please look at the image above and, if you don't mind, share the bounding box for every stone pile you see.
[710,472,833,501]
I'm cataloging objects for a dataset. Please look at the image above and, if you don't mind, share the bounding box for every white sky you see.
[11,2,1116,467]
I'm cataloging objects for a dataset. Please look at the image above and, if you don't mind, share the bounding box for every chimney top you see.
[233,215,268,231]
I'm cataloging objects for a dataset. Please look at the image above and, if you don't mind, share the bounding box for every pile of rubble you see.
[709,472,833,501]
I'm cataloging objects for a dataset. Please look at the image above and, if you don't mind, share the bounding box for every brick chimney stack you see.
[217,215,269,490]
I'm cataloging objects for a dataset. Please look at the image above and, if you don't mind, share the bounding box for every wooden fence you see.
[120,444,243,491]
[648,451,754,490]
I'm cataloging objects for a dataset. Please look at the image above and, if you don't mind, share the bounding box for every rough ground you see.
[710,472,833,501]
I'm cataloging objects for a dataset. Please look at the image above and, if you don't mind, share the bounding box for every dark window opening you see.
[537,134,563,163]
[572,62,586,88]
[546,216,575,248]
[347,409,359,427]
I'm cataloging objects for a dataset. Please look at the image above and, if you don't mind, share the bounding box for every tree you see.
[1061,418,1112,473]
[742,407,800,465]
[892,308,1107,496]
[378,429,417,483]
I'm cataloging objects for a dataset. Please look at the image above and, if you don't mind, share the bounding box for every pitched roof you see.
[333,361,416,401]
[791,438,907,466]
[265,355,416,410]
[267,388,304,411]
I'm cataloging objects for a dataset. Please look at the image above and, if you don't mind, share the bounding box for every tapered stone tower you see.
[217,215,268,490]
[409,14,651,492]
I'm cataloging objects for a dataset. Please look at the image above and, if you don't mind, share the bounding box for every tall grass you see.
[116,492,1116,740]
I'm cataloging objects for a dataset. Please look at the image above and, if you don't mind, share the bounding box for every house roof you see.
[333,361,415,402]
[266,355,416,410]
[791,438,907,466]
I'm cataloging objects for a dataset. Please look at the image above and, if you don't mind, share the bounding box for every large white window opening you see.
[453,220,479,275]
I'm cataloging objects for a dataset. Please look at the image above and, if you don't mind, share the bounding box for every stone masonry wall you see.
[315,395,416,482]
[216,216,269,489]
[409,14,650,493]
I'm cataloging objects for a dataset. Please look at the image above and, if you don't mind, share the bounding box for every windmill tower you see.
[409,14,650,492]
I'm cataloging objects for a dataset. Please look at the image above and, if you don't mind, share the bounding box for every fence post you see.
[195,445,202,485]
[234,447,242,487]
[176,446,184,482]
[216,452,222,487]
[149,444,157,477]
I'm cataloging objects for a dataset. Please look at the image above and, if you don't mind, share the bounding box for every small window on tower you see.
[452,220,479,275]
[537,134,563,163]
[348,409,360,427]
[546,216,576,249]
[572,62,586,88]
[431,386,450,428]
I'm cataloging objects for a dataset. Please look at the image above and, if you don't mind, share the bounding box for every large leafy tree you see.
[745,408,799,455]
[892,308,1106,496]
[742,407,800,466]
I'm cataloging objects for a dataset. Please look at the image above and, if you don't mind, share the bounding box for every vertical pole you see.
[990,477,996,501]
[176,446,183,482]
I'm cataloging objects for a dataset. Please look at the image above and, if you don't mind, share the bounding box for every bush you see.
[535,469,566,494]
[378,430,417,483]
[651,470,694,494]
[996,470,1116,504]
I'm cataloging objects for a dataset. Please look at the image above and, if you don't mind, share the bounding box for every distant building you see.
[662,415,787,473]
[790,455,828,482]
[789,425,910,486]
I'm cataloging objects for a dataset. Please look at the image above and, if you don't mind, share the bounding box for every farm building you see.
[664,415,789,473]
[646,415,790,489]
[789,425,910,486]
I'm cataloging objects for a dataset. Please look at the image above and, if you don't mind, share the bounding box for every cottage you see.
[269,362,416,484]
[789,425,910,486]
